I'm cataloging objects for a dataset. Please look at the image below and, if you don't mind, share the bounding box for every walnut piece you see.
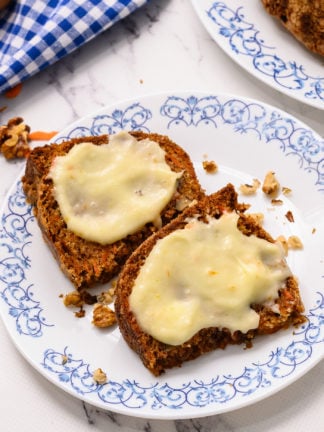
[93,368,107,385]
[96,287,115,305]
[63,290,84,308]
[262,171,280,196]
[282,187,292,196]
[0,117,30,159]
[239,179,261,196]
[276,235,303,253]
[92,304,116,328]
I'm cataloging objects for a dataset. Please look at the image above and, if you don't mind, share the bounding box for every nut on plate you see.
[92,303,117,328]
[239,179,261,196]
[262,171,280,196]
[93,368,107,384]
[0,117,30,159]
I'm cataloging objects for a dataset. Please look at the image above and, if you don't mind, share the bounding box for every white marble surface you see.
[0,1,323,431]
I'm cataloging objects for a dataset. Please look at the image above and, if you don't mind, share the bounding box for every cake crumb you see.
[202,160,218,174]
[93,368,107,385]
[285,210,295,223]
[247,212,264,226]
[75,308,85,318]
[276,235,303,253]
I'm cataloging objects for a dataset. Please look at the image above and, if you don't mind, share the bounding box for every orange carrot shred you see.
[5,83,23,99]
[28,131,58,141]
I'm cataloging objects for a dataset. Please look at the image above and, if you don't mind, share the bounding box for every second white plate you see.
[191,0,324,109]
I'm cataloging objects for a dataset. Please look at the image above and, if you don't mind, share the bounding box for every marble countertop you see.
[0,1,323,431]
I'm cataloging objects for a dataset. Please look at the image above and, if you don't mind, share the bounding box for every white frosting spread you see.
[130,212,291,345]
[49,131,181,244]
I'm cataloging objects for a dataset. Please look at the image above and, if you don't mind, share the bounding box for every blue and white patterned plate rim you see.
[0,91,323,420]
[191,0,324,110]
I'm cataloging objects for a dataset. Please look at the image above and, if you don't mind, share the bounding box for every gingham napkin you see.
[0,0,148,95]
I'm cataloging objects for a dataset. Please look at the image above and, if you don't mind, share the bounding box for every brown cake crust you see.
[114,183,306,376]
[261,0,324,56]
[22,131,205,289]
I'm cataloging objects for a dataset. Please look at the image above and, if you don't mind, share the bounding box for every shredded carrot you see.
[28,130,58,141]
[5,83,23,99]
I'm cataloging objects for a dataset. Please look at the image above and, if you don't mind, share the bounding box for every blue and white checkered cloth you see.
[0,0,148,95]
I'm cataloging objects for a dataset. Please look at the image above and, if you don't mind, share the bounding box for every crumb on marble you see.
[0,116,30,159]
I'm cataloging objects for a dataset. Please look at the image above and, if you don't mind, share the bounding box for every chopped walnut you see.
[93,368,108,385]
[97,287,115,305]
[271,198,283,206]
[92,303,116,328]
[282,187,292,196]
[287,235,303,250]
[0,117,30,159]
[285,211,295,222]
[276,235,303,253]
[202,160,218,174]
[239,179,261,195]
[262,171,280,196]
[63,290,84,308]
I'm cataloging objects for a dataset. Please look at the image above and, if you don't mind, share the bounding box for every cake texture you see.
[114,183,306,376]
[22,131,204,290]
[261,0,324,56]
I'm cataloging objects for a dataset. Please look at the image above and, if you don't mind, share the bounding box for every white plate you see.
[0,92,323,420]
[191,0,324,109]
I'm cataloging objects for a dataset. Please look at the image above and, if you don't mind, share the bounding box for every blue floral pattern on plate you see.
[60,94,323,191]
[0,92,323,418]
[0,181,52,337]
[191,1,324,109]
[42,291,323,410]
